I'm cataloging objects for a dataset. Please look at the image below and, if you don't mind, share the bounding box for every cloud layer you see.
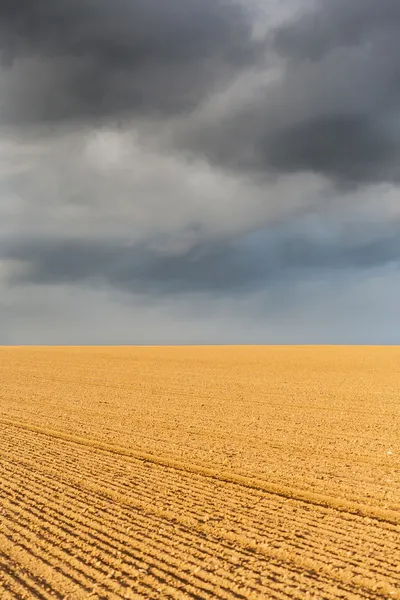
[1,0,400,343]
[0,0,262,124]
[180,0,400,185]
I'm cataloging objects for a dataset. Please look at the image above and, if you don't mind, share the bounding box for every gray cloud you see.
[1,0,400,343]
[259,114,397,186]
[2,0,400,187]
[3,215,400,296]
[3,262,400,345]
[273,0,400,61]
[266,0,400,184]
[182,0,400,186]
[0,0,262,124]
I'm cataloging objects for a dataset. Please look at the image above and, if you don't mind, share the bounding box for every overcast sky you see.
[1,0,400,344]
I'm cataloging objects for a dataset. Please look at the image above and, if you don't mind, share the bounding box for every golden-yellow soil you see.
[0,345,399,599]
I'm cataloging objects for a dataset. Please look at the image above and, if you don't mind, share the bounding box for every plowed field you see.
[0,346,399,598]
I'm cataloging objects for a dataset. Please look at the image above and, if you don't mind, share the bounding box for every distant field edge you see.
[2,417,399,526]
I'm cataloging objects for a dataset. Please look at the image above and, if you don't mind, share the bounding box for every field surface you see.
[0,345,399,599]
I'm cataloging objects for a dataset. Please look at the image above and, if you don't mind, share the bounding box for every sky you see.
[1,0,400,344]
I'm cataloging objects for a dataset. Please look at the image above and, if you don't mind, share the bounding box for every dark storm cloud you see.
[259,114,397,185]
[2,235,267,294]
[2,0,400,187]
[0,0,262,123]
[4,219,400,295]
[186,0,400,186]
[273,0,400,61]
[266,0,400,184]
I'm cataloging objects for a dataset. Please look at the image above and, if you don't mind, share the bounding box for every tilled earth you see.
[0,346,399,598]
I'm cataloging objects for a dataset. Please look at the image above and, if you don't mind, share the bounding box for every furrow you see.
[0,461,290,598]
[1,517,124,599]
[0,465,301,599]
[1,454,394,599]
[2,430,399,584]
[1,498,188,600]
[0,532,94,600]
[1,502,238,600]
[2,424,398,549]
[1,460,380,600]
[4,451,398,591]
[2,418,399,525]
[0,552,60,600]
